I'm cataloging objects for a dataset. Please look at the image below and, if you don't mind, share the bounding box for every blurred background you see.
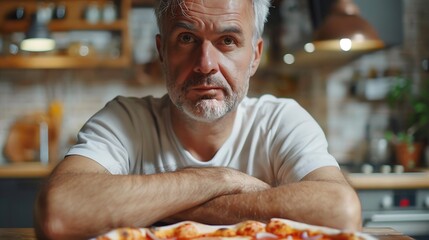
[0,0,428,238]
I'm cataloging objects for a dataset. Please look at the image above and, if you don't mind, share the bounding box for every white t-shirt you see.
[67,94,338,186]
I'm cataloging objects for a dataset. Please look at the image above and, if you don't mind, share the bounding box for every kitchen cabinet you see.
[0,0,131,69]
[0,178,44,227]
[0,163,53,227]
[346,171,429,239]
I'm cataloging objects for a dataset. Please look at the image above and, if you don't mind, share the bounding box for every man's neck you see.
[170,105,237,162]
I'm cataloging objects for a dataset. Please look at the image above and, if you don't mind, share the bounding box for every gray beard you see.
[168,74,248,122]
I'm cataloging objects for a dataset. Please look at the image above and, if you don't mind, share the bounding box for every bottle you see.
[85,2,100,24]
[102,1,117,24]
[53,3,67,20]
[7,6,25,20]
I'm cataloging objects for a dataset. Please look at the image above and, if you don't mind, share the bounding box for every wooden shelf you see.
[0,0,132,69]
[1,20,127,33]
[132,0,155,7]
[0,55,130,69]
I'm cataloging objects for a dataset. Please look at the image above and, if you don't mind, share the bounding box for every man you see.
[35,0,362,239]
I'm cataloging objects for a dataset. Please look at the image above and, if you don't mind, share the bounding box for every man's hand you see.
[162,168,271,224]
[162,166,362,231]
[221,167,271,194]
[36,155,360,240]
[35,156,268,240]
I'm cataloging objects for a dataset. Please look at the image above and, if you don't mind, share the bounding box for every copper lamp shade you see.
[313,0,384,51]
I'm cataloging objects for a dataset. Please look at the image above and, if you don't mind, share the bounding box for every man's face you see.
[157,0,262,122]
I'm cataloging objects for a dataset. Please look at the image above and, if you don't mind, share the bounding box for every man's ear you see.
[156,34,164,62]
[249,38,263,76]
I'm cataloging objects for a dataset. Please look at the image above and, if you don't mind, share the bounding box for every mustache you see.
[182,74,230,92]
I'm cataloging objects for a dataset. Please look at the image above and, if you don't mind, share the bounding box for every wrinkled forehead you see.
[160,0,254,32]
[178,0,250,14]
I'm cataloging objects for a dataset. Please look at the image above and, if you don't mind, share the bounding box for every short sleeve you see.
[66,97,136,174]
[269,100,339,184]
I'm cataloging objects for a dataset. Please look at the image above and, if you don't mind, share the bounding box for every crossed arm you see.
[35,155,362,240]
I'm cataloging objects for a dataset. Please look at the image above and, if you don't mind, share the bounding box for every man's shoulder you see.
[241,94,299,111]
[111,94,168,106]
[98,94,169,121]
[104,94,169,112]
[239,94,313,126]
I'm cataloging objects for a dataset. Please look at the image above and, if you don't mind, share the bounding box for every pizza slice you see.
[150,221,270,239]
[266,218,366,240]
[95,227,148,240]
[152,222,201,239]
[94,218,375,240]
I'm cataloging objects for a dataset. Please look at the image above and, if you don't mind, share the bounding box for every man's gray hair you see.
[154,0,271,43]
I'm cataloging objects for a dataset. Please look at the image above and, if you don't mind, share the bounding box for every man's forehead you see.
[159,0,255,37]
[172,20,245,37]
[169,0,252,18]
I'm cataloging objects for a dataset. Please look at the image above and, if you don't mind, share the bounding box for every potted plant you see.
[385,77,429,170]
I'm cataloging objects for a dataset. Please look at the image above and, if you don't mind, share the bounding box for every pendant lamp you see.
[313,0,384,51]
[20,12,55,52]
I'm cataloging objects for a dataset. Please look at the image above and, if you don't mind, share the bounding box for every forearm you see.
[164,190,266,225]
[269,180,361,230]
[36,167,240,240]
[169,180,361,231]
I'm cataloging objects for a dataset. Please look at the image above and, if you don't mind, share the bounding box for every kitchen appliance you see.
[343,164,429,240]
[359,188,429,240]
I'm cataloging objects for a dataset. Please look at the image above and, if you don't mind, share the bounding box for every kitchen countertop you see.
[0,162,54,178]
[346,171,429,189]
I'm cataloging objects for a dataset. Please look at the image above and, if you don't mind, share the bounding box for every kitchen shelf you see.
[0,0,132,69]
[132,0,155,7]
[0,55,130,69]
[1,20,127,32]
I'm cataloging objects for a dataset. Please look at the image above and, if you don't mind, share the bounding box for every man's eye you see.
[223,37,235,46]
[179,33,195,43]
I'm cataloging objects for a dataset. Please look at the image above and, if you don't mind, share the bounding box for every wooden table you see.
[362,227,414,239]
[0,227,415,240]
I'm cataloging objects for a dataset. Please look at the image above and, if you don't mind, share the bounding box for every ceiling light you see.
[304,43,315,53]
[283,54,295,64]
[339,38,352,51]
[20,13,55,52]
[313,0,384,51]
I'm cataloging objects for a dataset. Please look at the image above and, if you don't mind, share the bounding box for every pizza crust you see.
[93,218,377,240]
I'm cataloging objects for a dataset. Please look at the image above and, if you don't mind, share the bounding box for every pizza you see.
[94,218,376,240]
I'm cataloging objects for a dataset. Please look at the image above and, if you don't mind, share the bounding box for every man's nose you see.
[193,41,219,75]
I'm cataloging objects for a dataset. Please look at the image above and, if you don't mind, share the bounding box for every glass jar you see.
[53,3,67,20]
[85,2,100,24]
[67,41,95,57]
[102,1,117,23]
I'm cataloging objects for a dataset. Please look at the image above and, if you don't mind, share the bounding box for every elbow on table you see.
[336,186,362,231]
[34,189,77,240]
[35,213,69,240]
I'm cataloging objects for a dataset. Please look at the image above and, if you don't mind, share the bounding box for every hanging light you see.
[312,0,384,51]
[20,10,55,52]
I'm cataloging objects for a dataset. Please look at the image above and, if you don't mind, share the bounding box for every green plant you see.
[385,77,429,145]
